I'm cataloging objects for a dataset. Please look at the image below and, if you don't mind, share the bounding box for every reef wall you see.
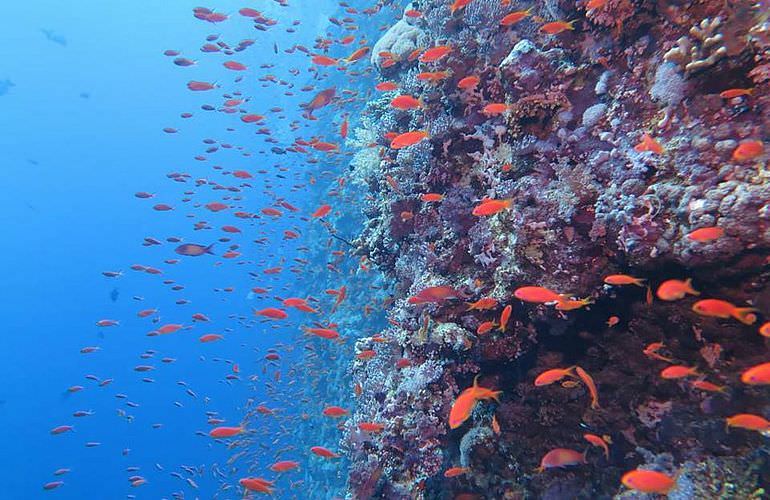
[344,0,769,497]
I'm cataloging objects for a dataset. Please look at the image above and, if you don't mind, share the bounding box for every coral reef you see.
[340,0,770,497]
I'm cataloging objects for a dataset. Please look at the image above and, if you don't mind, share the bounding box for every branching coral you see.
[664,17,728,77]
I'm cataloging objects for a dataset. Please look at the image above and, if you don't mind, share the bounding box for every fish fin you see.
[205,243,215,255]
[733,307,758,325]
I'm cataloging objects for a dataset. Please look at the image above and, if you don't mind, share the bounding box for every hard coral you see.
[664,17,728,77]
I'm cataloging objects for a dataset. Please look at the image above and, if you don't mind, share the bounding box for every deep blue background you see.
[0,1,345,497]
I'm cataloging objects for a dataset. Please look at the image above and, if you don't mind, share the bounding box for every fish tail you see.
[733,307,758,325]
[633,278,647,287]
[491,390,503,402]
[684,278,700,295]
[205,243,215,255]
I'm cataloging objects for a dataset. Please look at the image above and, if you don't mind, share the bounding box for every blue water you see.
[0,1,388,497]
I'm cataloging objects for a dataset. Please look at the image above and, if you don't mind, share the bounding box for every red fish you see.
[538,448,586,471]
[732,140,763,161]
[419,45,452,62]
[391,131,429,149]
[457,76,480,90]
[209,426,243,438]
[269,460,300,472]
[310,446,340,458]
[472,199,511,216]
[408,286,461,304]
[254,308,288,320]
[312,204,332,218]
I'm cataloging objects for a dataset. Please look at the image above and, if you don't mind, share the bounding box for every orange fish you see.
[356,350,376,360]
[375,81,398,91]
[643,342,674,363]
[656,279,699,301]
[444,467,470,478]
[466,298,498,311]
[419,45,452,63]
[408,285,461,304]
[500,8,531,26]
[312,204,332,218]
[690,380,726,393]
[513,286,563,304]
[482,103,509,116]
[322,406,348,418]
[449,375,502,429]
[691,299,757,325]
[472,199,512,216]
[576,366,600,409]
[209,426,244,438]
[346,46,370,63]
[621,469,676,494]
[555,297,593,311]
[538,448,585,472]
[732,140,763,161]
[498,304,512,332]
[254,308,288,320]
[421,193,444,202]
[449,0,474,14]
[687,226,724,242]
[477,321,496,334]
[416,71,451,82]
[311,446,341,458]
[583,433,609,459]
[604,274,645,287]
[311,54,338,66]
[391,130,429,149]
[719,88,753,99]
[303,327,340,340]
[726,413,770,432]
[660,365,699,379]
[358,422,385,433]
[395,358,412,369]
[741,362,770,385]
[390,95,423,110]
[534,366,576,386]
[586,0,608,8]
[540,20,576,35]
[239,477,275,494]
[269,461,300,472]
[606,316,619,327]
[407,47,424,61]
[634,133,664,154]
[457,75,480,90]
[759,322,770,338]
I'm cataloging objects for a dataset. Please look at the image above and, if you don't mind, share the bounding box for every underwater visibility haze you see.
[1,0,770,498]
